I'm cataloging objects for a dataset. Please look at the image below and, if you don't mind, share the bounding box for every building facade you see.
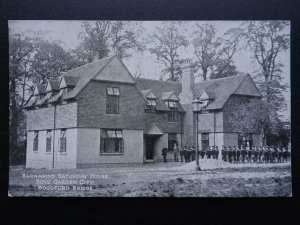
[24,55,262,169]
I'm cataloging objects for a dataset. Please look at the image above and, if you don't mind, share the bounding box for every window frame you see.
[33,131,39,152]
[100,129,124,154]
[59,129,67,153]
[46,130,52,153]
[106,87,120,114]
[168,107,178,122]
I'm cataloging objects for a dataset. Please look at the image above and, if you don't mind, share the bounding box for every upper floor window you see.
[33,131,39,152]
[145,99,156,112]
[46,130,52,152]
[167,101,178,108]
[59,129,67,152]
[167,101,178,122]
[100,129,123,154]
[106,87,119,114]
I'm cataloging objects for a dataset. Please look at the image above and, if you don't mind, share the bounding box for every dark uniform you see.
[222,146,227,162]
[241,145,247,163]
[247,146,252,163]
[191,146,196,161]
[161,147,168,163]
[200,147,206,159]
[228,146,233,163]
[232,146,237,163]
[215,146,219,160]
[186,147,192,162]
[179,147,184,162]
[207,146,212,159]
[236,146,241,163]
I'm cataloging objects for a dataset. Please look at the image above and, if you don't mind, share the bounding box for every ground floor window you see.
[59,129,67,152]
[46,130,52,152]
[168,133,177,151]
[33,131,39,151]
[238,134,253,147]
[201,133,209,149]
[101,129,124,153]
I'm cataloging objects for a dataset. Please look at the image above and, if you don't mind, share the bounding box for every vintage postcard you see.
[8,20,291,197]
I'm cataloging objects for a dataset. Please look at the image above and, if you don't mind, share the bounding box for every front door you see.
[145,136,156,160]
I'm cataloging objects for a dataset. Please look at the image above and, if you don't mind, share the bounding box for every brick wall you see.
[77,81,145,130]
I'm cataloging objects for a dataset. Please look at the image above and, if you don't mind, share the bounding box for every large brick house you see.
[24,55,262,169]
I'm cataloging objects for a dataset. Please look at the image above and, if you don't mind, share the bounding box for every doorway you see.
[145,136,156,160]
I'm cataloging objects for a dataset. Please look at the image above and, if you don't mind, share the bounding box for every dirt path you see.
[9,162,292,197]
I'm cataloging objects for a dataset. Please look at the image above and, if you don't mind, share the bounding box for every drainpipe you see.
[214,111,216,148]
[180,113,183,147]
[195,111,200,171]
[52,104,57,169]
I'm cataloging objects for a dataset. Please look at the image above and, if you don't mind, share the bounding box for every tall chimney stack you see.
[179,60,195,104]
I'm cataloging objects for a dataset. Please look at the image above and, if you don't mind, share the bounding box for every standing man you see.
[186,147,192,162]
[179,146,184,162]
[161,145,168,163]
[215,146,219,160]
[173,143,179,162]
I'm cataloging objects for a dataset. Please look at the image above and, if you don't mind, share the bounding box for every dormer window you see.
[167,101,178,108]
[145,99,156,112]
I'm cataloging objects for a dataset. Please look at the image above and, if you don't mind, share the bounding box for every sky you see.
[8,20,290,120]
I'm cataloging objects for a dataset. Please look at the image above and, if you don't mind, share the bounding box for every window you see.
[100,129,123,154]
[168,133,177,151]
[168,108,178,122]
[168,101,178,108]
[46,130,52,152]
[201,133,209,149]
[145,99,156,112]
[59,129,67,152]
[106,87,119,114]
[33,131,39,151]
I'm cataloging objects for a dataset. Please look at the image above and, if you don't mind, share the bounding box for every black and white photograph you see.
[8,20,291,197]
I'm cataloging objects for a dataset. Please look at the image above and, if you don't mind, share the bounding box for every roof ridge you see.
[195,74,247,85]
[62,55,115,76]
[135,77,181,84]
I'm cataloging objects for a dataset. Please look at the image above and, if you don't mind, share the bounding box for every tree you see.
[244,21,290,108]
[30,39,81,84]
[149,22,189,81]
[230,21,290,145]
[9,32,80,164]
[9,33,40,164]
[77,21,145,61]
[110,21,145,60]
[192,24,242,80]
[78,21,112,60]
[229,99,282,145]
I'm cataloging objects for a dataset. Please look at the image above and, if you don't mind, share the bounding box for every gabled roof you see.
[61,76,80,87]
[62,55,116,99]
[33,84,46,95]
[193,74,260,110]
[135,78,184,112]
[46,79,60,92]
[141,89,158,99]
[145,123,165,135]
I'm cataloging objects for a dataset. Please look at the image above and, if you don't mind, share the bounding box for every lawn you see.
[8,159,292,197]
